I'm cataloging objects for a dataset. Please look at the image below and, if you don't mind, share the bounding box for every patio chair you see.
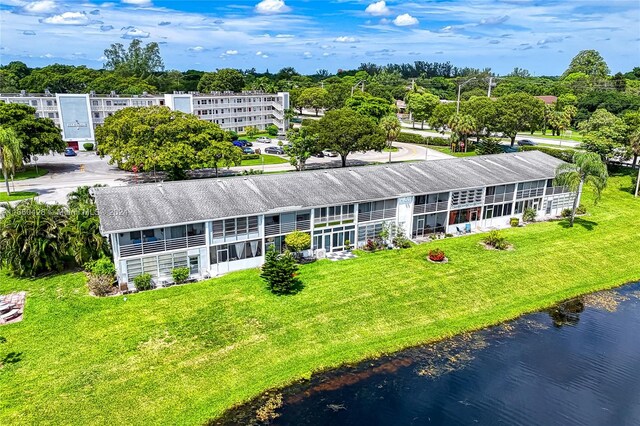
[465,223,472,233]
[456,226,463,235]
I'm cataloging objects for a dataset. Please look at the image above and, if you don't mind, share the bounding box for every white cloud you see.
[393,13,419,27]
[365,1,390,16]
[41,11,91,25]
[334,36,359,43]
[187,46,206,52]
[256,51,263,55]
[122,0,152,5]
[121,27,150,38]
[255,0,290,15]
[303,51,312,58]
[225,50,238,55]
[275,34,294,38]
[22,0,57,14]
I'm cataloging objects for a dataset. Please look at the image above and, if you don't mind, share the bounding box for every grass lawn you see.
[241,154,288,166]
[429,145,477,157]
[0,191,37,202]
[1,172,639,425]
[0,167,48,181]
[383,146,399,152]
[526,130,583,142]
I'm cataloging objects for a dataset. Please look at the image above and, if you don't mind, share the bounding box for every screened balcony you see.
[118,223,206,258]
[264,211,311,236]
[413,192,449,215]
[357,199,397,222]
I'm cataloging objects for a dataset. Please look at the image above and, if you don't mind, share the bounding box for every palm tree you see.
[448,113,476,152]
[379,114,401,163]
[554,151,608,227]
[0,127,23,195]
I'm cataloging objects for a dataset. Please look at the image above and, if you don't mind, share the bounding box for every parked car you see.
[313,151,324,158]
[517,139,537,146]
[64,147,77,157]
[265,146,284,155]
[238,139,252,147]
[242,147,255,154]
[233,140,246,148]
[322,150,338,157]
[256,136,271,143]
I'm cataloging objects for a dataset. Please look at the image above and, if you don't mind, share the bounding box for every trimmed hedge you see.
[396,132,449,147]
[242,154,260,160]
[83,143,94,151]
[520,146,576,162]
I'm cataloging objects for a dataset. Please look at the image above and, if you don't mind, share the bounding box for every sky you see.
[1,0,639,76]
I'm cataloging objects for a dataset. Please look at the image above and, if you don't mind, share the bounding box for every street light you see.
[351,80,366,96]
[456,77,477,114]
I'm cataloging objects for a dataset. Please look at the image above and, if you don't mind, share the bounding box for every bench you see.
[0,309,20,322]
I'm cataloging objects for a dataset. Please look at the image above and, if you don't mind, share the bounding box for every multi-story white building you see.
[92,151,577,290]
[0,90,289,150]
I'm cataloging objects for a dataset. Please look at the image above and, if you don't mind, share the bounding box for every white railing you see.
[357,208,397,223]
[264,220,311,236]
[413,202,449,215]
[119,234,206,258]
[484,192,515,205]
[516,188,545,199]
[545,186,570,196]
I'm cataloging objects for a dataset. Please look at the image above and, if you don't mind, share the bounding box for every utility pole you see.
[635,165,640,197]
[456,77,476,114]
[487,76,493,97]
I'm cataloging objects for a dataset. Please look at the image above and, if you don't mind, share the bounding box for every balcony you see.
[264,220,311,236]
[357,208,397,223]
[516,188,545,199]
[545,186,570,196]
[119,234,206,258]
[484,192,515,205]
[413,201,449,215]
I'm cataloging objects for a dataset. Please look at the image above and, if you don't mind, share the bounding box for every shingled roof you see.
[93,151,564,233]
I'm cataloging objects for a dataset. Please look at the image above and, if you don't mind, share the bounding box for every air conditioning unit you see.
[315,248,326,259]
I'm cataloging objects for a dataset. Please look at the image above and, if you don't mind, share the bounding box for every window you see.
[451,188,483,207]
[210,240,262,263]
[517,180,546,199]
[212,216,259,241]
[449,208,481,225]
[31,100,37,106]
[413,212,447,236]
[483,202,513,219]
[515,198,542,214]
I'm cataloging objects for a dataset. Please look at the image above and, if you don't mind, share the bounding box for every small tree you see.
[266,124,279,136]
[245,126,259,138]
[0,127,22,195]
[134,273,153,291]
[171,266,190,283]
[284,231,311,259]
[261,246,301,295]
[554,151,608,227]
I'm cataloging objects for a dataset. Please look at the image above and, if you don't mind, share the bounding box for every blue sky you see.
[1,0,639,75]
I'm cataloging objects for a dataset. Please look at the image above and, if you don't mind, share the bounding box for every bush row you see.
[396,132,450,147]
[242,154,261,160]
[520,146,576,162]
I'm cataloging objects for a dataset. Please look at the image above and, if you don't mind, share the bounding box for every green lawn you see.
[0,167,48,181]
[241,154,288,166]
[1,173,639,425]
[0,191,37,202]
[429,146,478,157]
[526,130,583,142]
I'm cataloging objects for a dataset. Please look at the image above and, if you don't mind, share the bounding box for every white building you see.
[0,90,289,150]
[92,151,578,290]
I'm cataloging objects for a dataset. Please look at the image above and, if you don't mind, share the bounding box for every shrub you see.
[561,208,573,218]
[483,230,509,250]
[510,217,520,227]
[395,132,449,147]
[133,273,153,291]
[83,143,94,151]
[344,239,352,250]
[285,231,311,259]
[266,124,279,136]
[227,130,238,141]
[301,118,315,127]
[85,256,116,278]
[242,154,260,160]
[392,233,411,249]
[576,204,587,215]
[87,274,115,297]
[171,267,190,284]
[475,138,503,155]
[364,238,384,252]
[260,247,301,295]
[428,248,446,262]
[523,207,537,222]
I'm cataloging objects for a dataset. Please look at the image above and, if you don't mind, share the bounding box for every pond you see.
[216,283,640,425]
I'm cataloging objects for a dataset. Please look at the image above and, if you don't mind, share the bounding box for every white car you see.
[322,150,339,157]
[256,137,271,143]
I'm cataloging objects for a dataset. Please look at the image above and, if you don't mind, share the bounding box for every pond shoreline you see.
[211,278,640,425]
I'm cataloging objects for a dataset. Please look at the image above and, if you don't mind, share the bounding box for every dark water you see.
[218,283,640,426]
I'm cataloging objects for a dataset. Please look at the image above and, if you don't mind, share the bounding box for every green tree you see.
[578,108,628,159]
[554,151,608,227]
[448,113,476,152]
[345,93,394,121]
[428,103,456,132]
[0,200,68,277]
[463,96,497,142]
[0,127,22,195]
[324,82,351,110]
[628,129,640,169]
[95,106,227,180]
[195,141,241,178]
[260,246,302,295]
[563,50,610,79]
[103,39,164,79]
[244,126,259,138]
[284,127,318,171]
[406,92,439,129]
[495,93,545,146]
[313,108,387,167]
[197,68,245,93]
[0,103,65,161]
[284,230,311,259]
[379,114,401,163]
[298,87,328,116]
[65,185,111,265]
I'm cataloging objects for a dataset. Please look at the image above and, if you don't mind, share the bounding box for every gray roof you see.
[93,151,564,233]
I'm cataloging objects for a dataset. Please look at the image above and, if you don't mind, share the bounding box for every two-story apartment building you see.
[92,151,577,289]
[0,90,289,150]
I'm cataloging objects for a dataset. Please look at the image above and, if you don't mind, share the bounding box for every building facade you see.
[0,90,289,150]
[93,151,577,290]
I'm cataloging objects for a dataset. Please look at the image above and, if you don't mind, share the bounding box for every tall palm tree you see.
[379,114,401,163]
[554,151,608,227]
[0,127,23,195]
[448,113,476,152]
